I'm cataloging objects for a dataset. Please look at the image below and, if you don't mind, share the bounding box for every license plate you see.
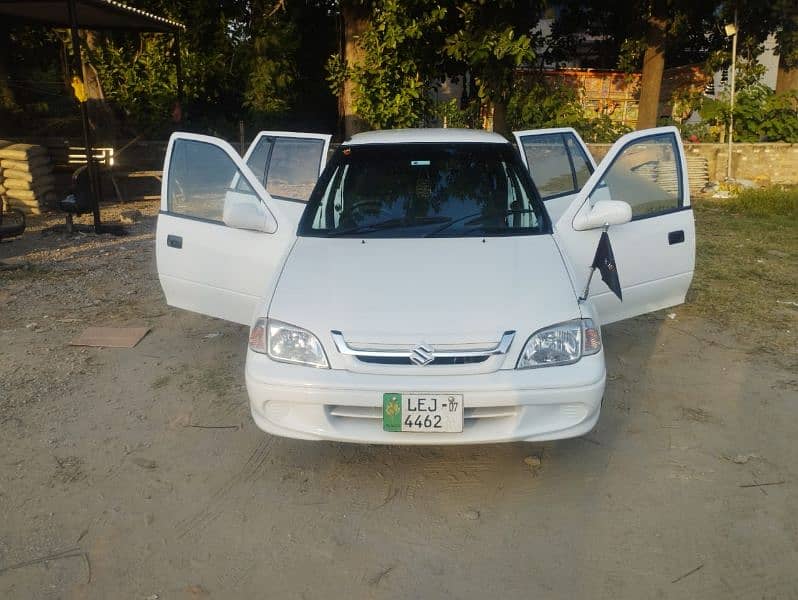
[383,393,463,433]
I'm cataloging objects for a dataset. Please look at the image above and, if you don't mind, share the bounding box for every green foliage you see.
[679,121,713,143]
[327,0,542,131]
[549,0,722,71]
[347,0,448,129]
[733,86,798,143]
[670,86,704,124]
[89,35,180,135]
[579,114,632,143]
[431,97,481,128]
[243,17,299,115]
[442,0,540,123]
[2,0,339,137]
[506,78,631,142]
[507,78,583,127]
[325,54,348,96]
[700,86,798,143]
[445,16,535,104]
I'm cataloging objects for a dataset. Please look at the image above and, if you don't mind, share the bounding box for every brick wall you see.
[587,142,798,185]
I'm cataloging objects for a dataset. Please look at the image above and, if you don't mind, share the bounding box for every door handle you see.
[167,234,183,249]
[668,230,685,245]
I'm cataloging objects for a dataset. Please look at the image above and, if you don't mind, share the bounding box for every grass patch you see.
[718,185,798,218]
[686,194,797,364]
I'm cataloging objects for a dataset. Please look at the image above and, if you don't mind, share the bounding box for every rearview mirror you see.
[223,191,277,233]
[573,200,632,231]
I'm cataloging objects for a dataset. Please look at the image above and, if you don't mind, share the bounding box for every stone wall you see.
[587,142,798,185]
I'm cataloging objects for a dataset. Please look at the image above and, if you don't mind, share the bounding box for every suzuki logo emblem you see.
[410,343,435,366]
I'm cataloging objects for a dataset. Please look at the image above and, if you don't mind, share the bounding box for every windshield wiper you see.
[325,216,450,237]
[425,208,537,236]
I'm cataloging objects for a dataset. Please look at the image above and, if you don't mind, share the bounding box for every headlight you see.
[516,319,601,369]
[249,318,329,369]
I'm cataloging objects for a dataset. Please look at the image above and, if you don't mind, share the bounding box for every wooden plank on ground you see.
[70,326,150,348]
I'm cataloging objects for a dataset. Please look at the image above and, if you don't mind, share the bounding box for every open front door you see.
[554,127,695,325]
[156,133,296,325]
[513,127,596,222]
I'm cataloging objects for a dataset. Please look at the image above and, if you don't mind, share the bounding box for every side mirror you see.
[573,200,632,231]
[223,191,277,233]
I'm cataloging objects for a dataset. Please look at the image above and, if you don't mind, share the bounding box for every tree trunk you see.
[82,31,118,142]
[0,26,16,111]
[341,2,369,137]
[491,100,508,137]
[776,59,798,94]
[636,3,667,130]
[81,31,105,102]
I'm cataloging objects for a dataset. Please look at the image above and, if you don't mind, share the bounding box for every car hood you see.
[268,235,580,359]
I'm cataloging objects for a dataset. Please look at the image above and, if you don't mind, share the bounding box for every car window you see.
[167,138,257,223]
[588,133,682,219]
[519,133,574,199]
[518,132,594,200]
[300,143,548,238]
[245,136,324,202]
[565,134,593,188]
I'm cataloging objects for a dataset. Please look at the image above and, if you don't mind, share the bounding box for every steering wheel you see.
[349,199,391,220]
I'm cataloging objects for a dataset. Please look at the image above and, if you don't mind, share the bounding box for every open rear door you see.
[243,131,330,201]
[554,126,695,325]
[513,127,596,222]
[156,133,296,325]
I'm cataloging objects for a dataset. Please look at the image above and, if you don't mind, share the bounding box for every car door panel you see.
[513,127,596,222]
[157,213,294,324]
[156,132,296,326]
[553,126,695,325]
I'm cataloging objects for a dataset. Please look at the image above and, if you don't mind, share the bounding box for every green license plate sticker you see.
[383,393,403,432]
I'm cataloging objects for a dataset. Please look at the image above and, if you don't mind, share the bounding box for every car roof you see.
[344,128,509,146]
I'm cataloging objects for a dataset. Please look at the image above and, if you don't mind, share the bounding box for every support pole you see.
[578,225,609,303]
[174,29,183,106]
[727,9,737,180]
[578,266,597,303]
[67,0,102,232]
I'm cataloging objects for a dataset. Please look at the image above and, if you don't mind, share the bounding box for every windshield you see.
[298,143,549,238]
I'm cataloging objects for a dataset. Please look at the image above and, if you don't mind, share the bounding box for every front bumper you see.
[245,350,606,445]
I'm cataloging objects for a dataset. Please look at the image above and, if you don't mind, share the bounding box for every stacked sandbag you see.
[0,140,10,201]
[0,143,56,215]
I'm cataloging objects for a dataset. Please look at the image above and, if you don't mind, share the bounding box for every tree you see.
[443,0,541,135]
[80,0,336,136]
[339,1,371,135]
[241,1,300,115]
[768,0,797,93]
[636,0,668,130]
[0,26,16,111]
[327,0,448,130]
[328,0,542,135]
[549,0,722,130]
[551,0,798,130]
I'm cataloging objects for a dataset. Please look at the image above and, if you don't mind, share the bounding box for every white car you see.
[156,126,694,444]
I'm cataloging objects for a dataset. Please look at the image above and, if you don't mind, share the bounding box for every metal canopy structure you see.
[0,0,184,233]
[0,0,183,31]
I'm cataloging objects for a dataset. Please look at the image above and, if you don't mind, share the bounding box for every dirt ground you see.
[1,202,797,599]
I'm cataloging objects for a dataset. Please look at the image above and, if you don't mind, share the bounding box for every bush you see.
[734,86,798,142]
[507,78,631,142]
[430,98,481,129]
[699,87,798,143]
